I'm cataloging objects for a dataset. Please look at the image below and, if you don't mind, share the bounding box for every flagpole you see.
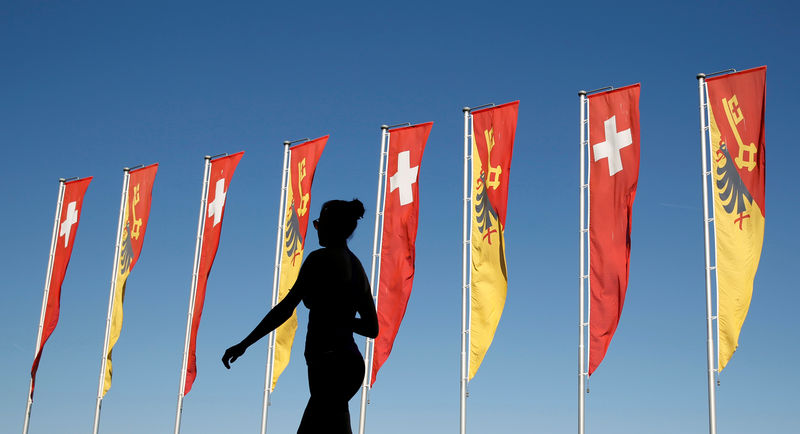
[92,168,130,434]
[22,179,66,434]
[460,107,471,434]
[697,73,718,434]
[357,125,390,434]
[173,156,212,434]
[578,90,588,434]
[261,141,291,434]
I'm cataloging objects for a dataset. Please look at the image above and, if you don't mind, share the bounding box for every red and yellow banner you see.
[370,122,432,385]
[706,66,766,371]
[185,152,244,394]
[469,101,517,379]
[30,177,92,397]
[272,136,327,388]
[588,84,640,375]
[104,163,158,396]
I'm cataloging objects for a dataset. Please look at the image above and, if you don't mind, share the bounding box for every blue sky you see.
[2,1,798,433]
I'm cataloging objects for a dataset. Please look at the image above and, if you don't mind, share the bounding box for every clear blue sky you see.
[2,1,798,433]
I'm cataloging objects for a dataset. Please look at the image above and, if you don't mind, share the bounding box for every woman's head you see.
[314,199,365,246]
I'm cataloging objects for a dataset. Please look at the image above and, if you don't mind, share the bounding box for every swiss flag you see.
[370,122,432,386]
[588,84,640,375]
[30,176,92,397]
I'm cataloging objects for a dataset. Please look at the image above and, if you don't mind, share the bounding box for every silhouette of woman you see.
[222,199,378,434]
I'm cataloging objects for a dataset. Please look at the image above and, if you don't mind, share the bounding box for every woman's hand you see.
[222,343,246,369]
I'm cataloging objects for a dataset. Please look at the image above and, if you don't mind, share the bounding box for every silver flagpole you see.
[460,107,471,434]
[578,90,588,434]
[174,156,212,434]
[358,125,390,434]
[22,179,66,434]
[261,140,292,434]
[697,73,718,434]
[92,168,130,434]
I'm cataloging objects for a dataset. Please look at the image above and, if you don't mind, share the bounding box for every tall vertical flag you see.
[182,152,244,396]
[24,177,92,434]
[175,153,243,434]
[706,67,766,371]
[260,136,327,433]
[587,84,640,375]
[468,101,518,380]
[93,163,157,434]
[369,122,432,386]
[269,136,326,388]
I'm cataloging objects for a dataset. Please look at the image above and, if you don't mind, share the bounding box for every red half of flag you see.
[185,152,244,394]
[588,84,640,375]
[370,122,432,386]
[30,176,92,397]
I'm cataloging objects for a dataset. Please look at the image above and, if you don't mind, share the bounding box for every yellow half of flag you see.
[468,135,508,380]
[709,104,765,371]
[271,179,302,389]
[104,204,132,396]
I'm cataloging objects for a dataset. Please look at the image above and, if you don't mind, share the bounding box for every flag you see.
[588,84,640,375]
[29,177,92,397]
[185,152,244,394]
[370,122,432,385]
[272,136,327,388]
[706,66,766,370]
[469,101,518,379]
[104,163,158,395]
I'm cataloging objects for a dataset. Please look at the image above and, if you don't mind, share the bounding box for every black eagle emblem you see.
[715,141,753,215]
[119,221,134,274]
[474,171,499,241]
[284,203,303,264]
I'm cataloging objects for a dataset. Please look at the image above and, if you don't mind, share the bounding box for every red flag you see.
[588,84,640,375]
[185,152,244,394]
[30,177,92,397]
[370,122,432,385]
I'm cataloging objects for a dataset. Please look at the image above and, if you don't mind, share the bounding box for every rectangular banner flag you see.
[588,84,640,375]
[30,177,92,397]
[706,66,766,370]
[184,152,244,394]
[469,101,517,379]
[272,136,327,388]
[104,163,158,395]
[370,122,432,385]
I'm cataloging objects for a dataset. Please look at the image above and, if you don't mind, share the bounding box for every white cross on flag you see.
[588,84,640,375]
[207,178,227,227]
[389,151,419,206]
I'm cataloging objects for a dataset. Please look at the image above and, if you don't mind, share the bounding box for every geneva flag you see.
[104,163,158,395]
[272,136,327,388]
[30,177,92,397]
[706,66,766,371]
[370,122,432,385]
[185,152,244,394]
[588,84,640,375]
[469,101,517,379]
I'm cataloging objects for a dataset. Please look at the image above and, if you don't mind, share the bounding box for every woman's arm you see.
[352,270,379,339]
[222,254,317,369]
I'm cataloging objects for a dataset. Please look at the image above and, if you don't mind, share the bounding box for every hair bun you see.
[349,199,365,220]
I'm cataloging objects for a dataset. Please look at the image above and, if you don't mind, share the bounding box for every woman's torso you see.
[301,247,364,361]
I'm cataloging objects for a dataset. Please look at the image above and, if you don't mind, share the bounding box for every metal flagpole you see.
[92,168,131,434]
[578,90,588,434]
[261,140,293,434]
[460,107,471,434]
[174,156,212,434]
[357,125,391,434]
[697,72,718,434]
[22,179,66,434]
